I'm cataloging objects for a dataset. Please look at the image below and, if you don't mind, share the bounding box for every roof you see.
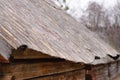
[0,0,119,64]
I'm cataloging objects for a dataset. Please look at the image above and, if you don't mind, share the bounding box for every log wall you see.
[0,60,84,80]
[34,69,85,80]
[94,61,120,80]
[1,48,120,80]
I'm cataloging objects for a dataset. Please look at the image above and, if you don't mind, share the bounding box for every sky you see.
[53,0,118,19]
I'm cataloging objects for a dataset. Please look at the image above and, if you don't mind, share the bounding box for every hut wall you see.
[1,46,120,80]
[0,59,84,80]
[109,62,117,78]
[118,61,120,73]
[32,69,85,80]
[94,65,109,80]
[1,60,120,80]
[93,61,120,80]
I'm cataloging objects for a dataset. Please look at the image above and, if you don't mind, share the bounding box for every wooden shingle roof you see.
[0,0,119,64]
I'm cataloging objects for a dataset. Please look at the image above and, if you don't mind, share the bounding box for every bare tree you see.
[81,2,105,31]
[104,3,120,50]
[81,1,120,51]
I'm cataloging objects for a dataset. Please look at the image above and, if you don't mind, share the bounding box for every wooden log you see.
[93,61,120,80]
[0,75,15,80]
[108,62,118,79]
[0,61,83,80]
[93,64,109,80]
[11,48,56,60]
[30,69,85,80]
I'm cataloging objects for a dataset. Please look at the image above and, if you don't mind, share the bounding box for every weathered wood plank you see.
[30,69,85,80]
[11,48,56,60]
[93,61,120,80]
[0,36,13,63]
[0,61,83,80]
[0,0,118,64]
[0,75,15,80]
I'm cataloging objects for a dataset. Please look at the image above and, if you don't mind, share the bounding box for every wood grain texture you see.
[31,69,85,80]
[0,61,83,80]
[12,48,56,59]
[0,75,14,80]
[0,36,12,63]
[0,0,119,64]
[93,61,120,80]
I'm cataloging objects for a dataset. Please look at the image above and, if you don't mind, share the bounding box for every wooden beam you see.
[0,61,83,80]
[29,69,85,80]
[0,75,15,80]
[11,48,56,60]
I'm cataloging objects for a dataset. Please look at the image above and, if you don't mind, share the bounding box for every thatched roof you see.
[0,0,119,64]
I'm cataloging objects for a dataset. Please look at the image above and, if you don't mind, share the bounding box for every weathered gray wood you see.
[93,61,120,80]
[0,0,119,64]
[0,36,12,63]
